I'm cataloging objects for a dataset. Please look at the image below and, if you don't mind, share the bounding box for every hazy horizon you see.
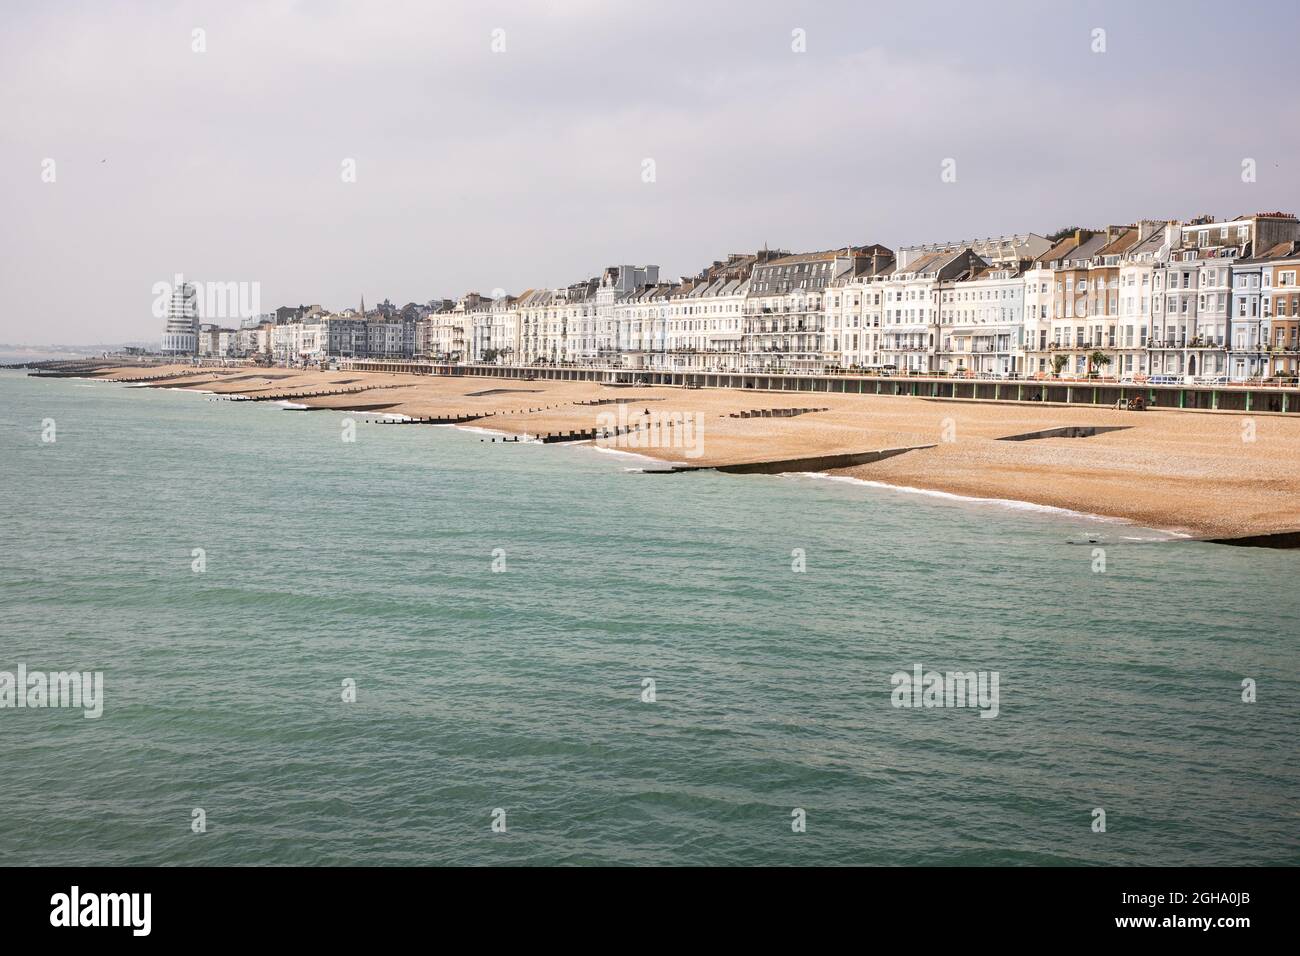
[5,0,1299,345]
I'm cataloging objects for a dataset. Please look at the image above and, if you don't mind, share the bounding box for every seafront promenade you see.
[335,359,1300,416]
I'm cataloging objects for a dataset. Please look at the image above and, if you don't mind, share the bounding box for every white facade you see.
[878,254,954,373]
[938,268,1025,376]
[1115,259,1156,379]
[824,279,884,369]
[1230,260,1267,381]
[667,277,748,371]
[161,282,199,355]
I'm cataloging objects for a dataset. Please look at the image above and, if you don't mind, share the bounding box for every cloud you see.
[2,0,1298,343]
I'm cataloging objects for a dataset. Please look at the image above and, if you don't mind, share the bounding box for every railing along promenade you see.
[336,359,1300,415]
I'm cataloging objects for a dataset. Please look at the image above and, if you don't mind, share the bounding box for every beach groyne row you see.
[337,360,1300,415]
[30,367,206,382]
[729,406,829,419]
[215,385,404,402]
[376,413,489,425]
[540,428,611,443]
[278,401,401,412]
[572,397,665,407]
[537,419,687,443]
[24,367,121,378]
[377,417,671,443]
[373,402,570,425]
[120,370,235,384]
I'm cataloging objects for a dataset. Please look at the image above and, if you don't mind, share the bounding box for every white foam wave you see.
[455,424,517,438]
[585,444,686,466]
[785,471,1128,524]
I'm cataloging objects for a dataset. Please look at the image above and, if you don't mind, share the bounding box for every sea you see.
[1,368,1296,865]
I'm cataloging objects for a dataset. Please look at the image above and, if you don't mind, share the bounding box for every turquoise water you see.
[1,369,1297,866]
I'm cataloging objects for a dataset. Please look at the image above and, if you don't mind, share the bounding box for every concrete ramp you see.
[644,444,936,475]
[998,425,1132,441]
[1205,530,1300,549]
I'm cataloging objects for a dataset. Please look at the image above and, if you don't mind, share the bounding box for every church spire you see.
[359,294,365,318]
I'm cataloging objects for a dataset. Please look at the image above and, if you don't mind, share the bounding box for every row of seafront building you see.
[167,212,1300,383]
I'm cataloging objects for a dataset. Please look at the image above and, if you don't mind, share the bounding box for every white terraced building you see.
[613,284,673,368]
[742,247,889,373]
[824,256,892,370]
[1114,227,1167,380]
[333,214,1300,382]
[666,274,750,371]
[938,264,1027,377]
[879,248,984,374]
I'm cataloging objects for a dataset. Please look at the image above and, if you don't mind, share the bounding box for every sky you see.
[4,0,1299,345]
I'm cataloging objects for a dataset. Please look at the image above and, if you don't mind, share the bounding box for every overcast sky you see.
[4,0,1299,345]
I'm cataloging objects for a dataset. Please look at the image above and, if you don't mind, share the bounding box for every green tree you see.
[1052,354,1068,377]
[1087,350,1112,377]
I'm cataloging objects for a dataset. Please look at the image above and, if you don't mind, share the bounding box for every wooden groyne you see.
[277,401,402,412]
[376,413,488,425]
[14,359,167,375]
[118,370,235,385]
[29,367,203,382]
[373,402,569,425]
[537,422,661,443]
[208,384,405,402]
[571,396,665,407]
[25,369,113,378]
[729,406,829,419]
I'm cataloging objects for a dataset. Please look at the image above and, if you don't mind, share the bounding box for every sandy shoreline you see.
[54,364,1300,539]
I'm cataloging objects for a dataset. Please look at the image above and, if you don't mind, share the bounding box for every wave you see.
[454,424,520,438]
[585,444,686,466]
[785,471,1134,526]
